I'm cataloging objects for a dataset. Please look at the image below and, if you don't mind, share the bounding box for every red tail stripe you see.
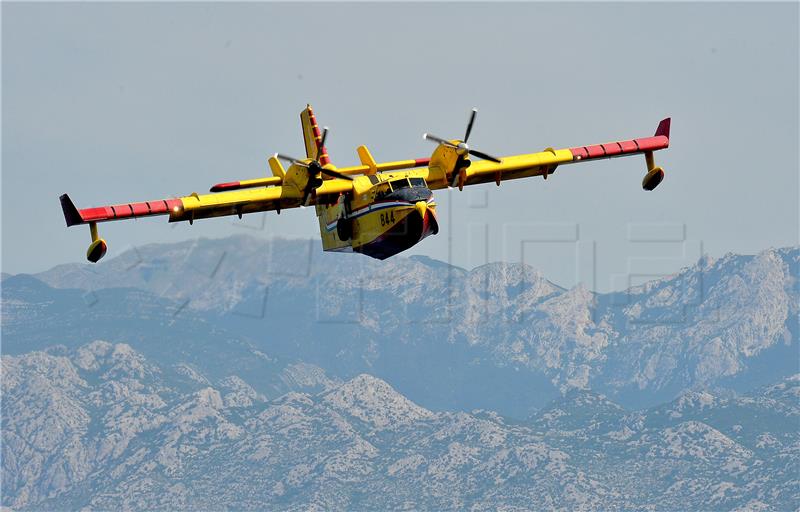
[306,105,330,166]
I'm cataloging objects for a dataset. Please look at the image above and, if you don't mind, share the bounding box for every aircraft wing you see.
[433,118,671,189]
[61,178,355,227]
[172,177,354,222]
[459,148,574,186]
[171,186,291,223]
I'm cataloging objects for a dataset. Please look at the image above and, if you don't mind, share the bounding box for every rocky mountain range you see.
[2,236,798,510]
[2,341,797,510]
[13,235,800,414]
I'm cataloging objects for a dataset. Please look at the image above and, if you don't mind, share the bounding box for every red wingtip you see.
[655,118,671,139]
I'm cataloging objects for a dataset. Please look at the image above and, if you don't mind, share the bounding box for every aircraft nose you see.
[415,201,428,219]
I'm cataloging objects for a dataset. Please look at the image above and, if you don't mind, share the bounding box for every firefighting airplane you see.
[60,105,670,262]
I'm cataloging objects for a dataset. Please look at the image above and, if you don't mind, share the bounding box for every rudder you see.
[300,104,330,165]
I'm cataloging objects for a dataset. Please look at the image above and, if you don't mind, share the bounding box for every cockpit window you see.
[375,183,390,200]
[390,179,410,190]
[409,178,426,188]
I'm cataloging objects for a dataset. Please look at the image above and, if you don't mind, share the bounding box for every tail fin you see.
[300,104,330,165]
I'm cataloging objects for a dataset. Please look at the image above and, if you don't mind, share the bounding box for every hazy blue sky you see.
[3,3,798,291]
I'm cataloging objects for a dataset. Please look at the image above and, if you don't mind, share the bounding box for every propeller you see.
[275,127,353,205]
[276,153,354,182]
[423,108,501,163]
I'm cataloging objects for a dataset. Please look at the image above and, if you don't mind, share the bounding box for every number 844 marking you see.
[379,210,395,227]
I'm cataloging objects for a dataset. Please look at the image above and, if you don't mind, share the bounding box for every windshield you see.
[409,177,426,188]
[390,179,410,191]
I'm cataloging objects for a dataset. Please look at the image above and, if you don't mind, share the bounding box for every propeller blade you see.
[320,168,354,181]
[464,108,477,143]
[425,108,501,164]
[468,149,502,163]
[276,153,308,167]
[317,127,329,160]
[423,133,454,147]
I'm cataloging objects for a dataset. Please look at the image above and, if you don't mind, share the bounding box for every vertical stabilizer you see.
[300,104,330,165]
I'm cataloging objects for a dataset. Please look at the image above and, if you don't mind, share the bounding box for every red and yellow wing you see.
[424,118,670,189]
[61,178,354,226]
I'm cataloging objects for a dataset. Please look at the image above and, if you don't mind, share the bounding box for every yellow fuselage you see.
[316,171,438,260]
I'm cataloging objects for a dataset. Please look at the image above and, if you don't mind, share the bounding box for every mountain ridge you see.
[16,235,799,414]
[2,342,797,510]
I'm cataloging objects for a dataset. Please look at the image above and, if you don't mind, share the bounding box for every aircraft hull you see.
[354,205,438,260]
